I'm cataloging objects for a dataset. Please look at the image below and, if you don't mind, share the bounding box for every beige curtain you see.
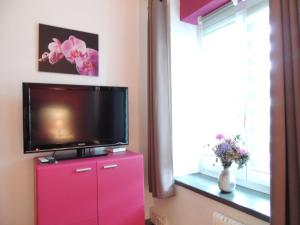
[148,0,175,198]
[270,0,300,224]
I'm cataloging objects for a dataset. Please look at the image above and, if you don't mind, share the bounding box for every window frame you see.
[198,0,270,194]
[171,0,271,194]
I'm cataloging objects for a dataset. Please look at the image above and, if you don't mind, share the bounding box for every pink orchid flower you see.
[75,48,98,76]
[48,38,64,64]
[39,52,49,62]
[61,35,87,64]
[39,38,63,64]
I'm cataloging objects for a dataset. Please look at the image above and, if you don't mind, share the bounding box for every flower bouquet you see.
[212,134,249,169]
[211,134,249,192]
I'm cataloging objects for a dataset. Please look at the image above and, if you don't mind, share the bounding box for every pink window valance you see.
[180,0,230,25]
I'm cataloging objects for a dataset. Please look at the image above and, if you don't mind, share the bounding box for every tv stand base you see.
[52,148,108,161]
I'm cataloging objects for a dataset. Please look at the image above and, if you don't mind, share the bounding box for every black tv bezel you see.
[22,82,129,154]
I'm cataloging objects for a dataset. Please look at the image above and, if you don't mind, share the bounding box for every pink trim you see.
[180,0,230,25]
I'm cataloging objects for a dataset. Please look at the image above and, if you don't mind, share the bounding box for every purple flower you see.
[215,142,231,157]
[237,147,248,156]
[216,133,225,140]
[225,138,233,144]
[211,134,249,169]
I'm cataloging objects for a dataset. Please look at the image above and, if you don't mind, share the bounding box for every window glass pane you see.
[245,6,271,175]
[171,0,270,192]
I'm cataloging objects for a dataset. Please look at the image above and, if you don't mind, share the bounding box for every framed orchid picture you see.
[38,24,99,76]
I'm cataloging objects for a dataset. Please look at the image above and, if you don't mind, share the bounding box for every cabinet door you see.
[97,155,144,225]
[36,161,98,225]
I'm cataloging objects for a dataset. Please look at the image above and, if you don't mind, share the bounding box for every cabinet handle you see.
[103,164,118,169]
[75,168,92,173]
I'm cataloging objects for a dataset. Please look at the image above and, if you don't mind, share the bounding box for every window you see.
[171,0,270,193]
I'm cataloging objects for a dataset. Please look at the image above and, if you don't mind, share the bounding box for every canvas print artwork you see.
[38,24,99,76]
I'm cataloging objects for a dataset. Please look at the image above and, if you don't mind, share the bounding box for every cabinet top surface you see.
[35,150,143,167]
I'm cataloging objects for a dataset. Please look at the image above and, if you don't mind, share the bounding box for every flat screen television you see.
[23,83,128,157]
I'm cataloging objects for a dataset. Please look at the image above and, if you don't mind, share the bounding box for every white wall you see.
[0,0,150,224]
[149,1,269,225]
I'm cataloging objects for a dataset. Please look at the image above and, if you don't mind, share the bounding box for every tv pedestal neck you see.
[50,148,109,161]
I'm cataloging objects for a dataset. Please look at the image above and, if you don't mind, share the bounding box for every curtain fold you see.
[148,0,175,199]
[270,0,300,224]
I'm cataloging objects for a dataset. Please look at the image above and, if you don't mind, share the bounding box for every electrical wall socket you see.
[150,208,168,225]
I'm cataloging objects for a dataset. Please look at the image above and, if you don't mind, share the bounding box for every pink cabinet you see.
[97,154,144,225]
[35,151,144,225]
[36,160,98,225]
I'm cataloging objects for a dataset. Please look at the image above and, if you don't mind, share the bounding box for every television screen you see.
[23,83,128,153]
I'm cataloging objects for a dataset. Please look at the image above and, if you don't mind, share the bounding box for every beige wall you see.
[0,0,269,224]
[0,0,150,224]
[152,186,269,225]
